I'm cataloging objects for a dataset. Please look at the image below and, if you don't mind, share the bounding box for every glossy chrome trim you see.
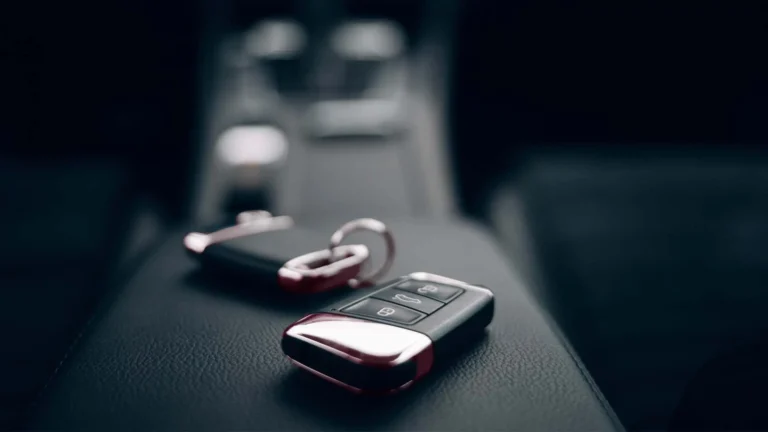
[278,245,370,294]
[183,215,294,254]
[407,272,493,295]
[284,313,433,393]
[327,218,395,288]
[283,313,434,391]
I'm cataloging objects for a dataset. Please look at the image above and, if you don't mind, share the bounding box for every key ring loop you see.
[328,218,395,288]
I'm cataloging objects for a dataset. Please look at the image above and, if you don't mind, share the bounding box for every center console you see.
[28,219,622,430]
[22,2,624,429]
[192,0,459,225]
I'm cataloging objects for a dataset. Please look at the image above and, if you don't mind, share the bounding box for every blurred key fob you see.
[282,272,494,393]
[184,212,369,294]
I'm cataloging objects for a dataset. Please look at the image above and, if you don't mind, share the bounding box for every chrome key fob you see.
[282,272,494,393]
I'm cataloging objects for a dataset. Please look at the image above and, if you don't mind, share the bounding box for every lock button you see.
[372,288,444,314]
[341,298,425,325]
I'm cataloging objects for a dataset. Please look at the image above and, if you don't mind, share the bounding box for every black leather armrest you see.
[28,219,622,431]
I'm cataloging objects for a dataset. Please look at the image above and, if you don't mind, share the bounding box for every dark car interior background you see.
[2,0,768,430]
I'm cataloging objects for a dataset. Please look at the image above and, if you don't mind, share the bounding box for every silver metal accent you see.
[216,125,288,166]
[285,314,432,367]
[328,218,395,288]
[183,214,294,254]
[408,272,491,292]
[277,244,370,294]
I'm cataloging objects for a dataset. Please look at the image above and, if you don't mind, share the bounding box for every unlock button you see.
[372,288,444,314]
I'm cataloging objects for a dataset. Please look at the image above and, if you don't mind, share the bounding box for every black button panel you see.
[342,298,425,325]
[372,288,444,314]
[340,278,469,326]
[395,280,464,303]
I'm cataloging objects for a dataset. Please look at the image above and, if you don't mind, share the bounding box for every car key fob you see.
[282,272,494,393]
[184,212,369,294]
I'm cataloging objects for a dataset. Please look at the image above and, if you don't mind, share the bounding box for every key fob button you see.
[342,298,425,324]
[372,288,443,314]
[395,280,464,303]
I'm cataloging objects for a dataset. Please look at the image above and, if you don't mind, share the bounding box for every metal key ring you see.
[328,218,395,288]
